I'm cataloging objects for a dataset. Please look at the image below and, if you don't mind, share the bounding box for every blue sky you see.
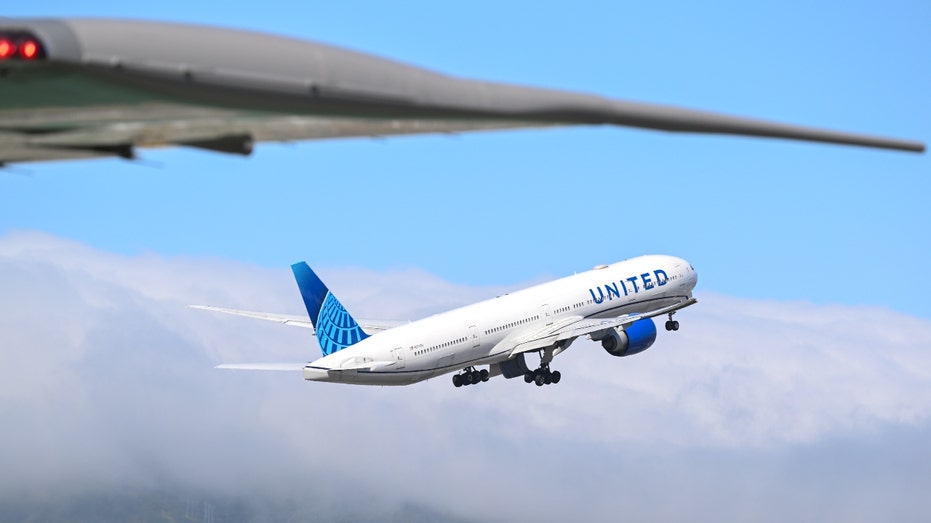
[2,1,929,317]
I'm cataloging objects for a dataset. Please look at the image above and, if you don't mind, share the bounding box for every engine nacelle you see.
[599,318,657,357]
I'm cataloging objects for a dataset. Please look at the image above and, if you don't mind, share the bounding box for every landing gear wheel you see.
[525,360,560,386]
[453,367,490,388]
[672,320,679,331]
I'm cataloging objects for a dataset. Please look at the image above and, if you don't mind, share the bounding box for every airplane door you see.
[391,347,406,370]
[469,324,480,348]
[542,304,553,325]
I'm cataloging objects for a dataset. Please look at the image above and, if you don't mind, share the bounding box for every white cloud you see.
[2,230,930,521]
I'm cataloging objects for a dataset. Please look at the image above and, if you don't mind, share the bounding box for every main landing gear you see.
[523,363,561,387]
[664,312,680,331]
[522,347,562,387]
[452,367,488,387]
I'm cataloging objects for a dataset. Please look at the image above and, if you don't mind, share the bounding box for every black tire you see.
[551,371,561,384]
[534,374,546,387]
[452,374,462,387]
[480,369,489,382]
[524,372,534,383]
[672,321,680,331]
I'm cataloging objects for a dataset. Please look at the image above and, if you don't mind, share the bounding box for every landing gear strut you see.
[452,366,489,388]
[664,312,680,332]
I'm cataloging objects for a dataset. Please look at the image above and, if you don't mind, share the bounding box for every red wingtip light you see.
[0,39,14,60]
[19,40,38,60]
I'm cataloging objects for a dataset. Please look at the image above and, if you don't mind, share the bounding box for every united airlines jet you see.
[192,255,697,387]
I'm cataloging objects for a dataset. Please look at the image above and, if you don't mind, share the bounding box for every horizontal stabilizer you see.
[338,359,397,371]
[216,362,304,371]
[190,305,314,328]
[188,304,403,333]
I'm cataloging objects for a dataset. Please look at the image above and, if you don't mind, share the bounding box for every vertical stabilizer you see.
[291,262,369,356]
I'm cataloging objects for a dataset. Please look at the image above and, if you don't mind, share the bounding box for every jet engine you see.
[597,318,657,357]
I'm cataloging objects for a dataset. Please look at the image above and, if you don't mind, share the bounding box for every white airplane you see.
[192,254,698,387]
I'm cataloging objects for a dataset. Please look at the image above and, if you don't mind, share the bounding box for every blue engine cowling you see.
[601,318,657,357]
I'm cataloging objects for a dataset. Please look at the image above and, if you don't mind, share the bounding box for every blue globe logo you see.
[316,292,369,355]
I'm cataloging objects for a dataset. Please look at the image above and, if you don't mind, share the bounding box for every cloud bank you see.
[1,231,930,521]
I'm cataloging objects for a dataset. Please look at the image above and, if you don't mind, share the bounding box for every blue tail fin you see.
[291,262,369,356]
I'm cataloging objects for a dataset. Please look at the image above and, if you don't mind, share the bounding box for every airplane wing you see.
[504,298,698,357]
[0,17,923,166]
[188,304,403,333]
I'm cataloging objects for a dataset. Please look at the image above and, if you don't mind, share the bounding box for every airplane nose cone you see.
[687,263,698,290]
